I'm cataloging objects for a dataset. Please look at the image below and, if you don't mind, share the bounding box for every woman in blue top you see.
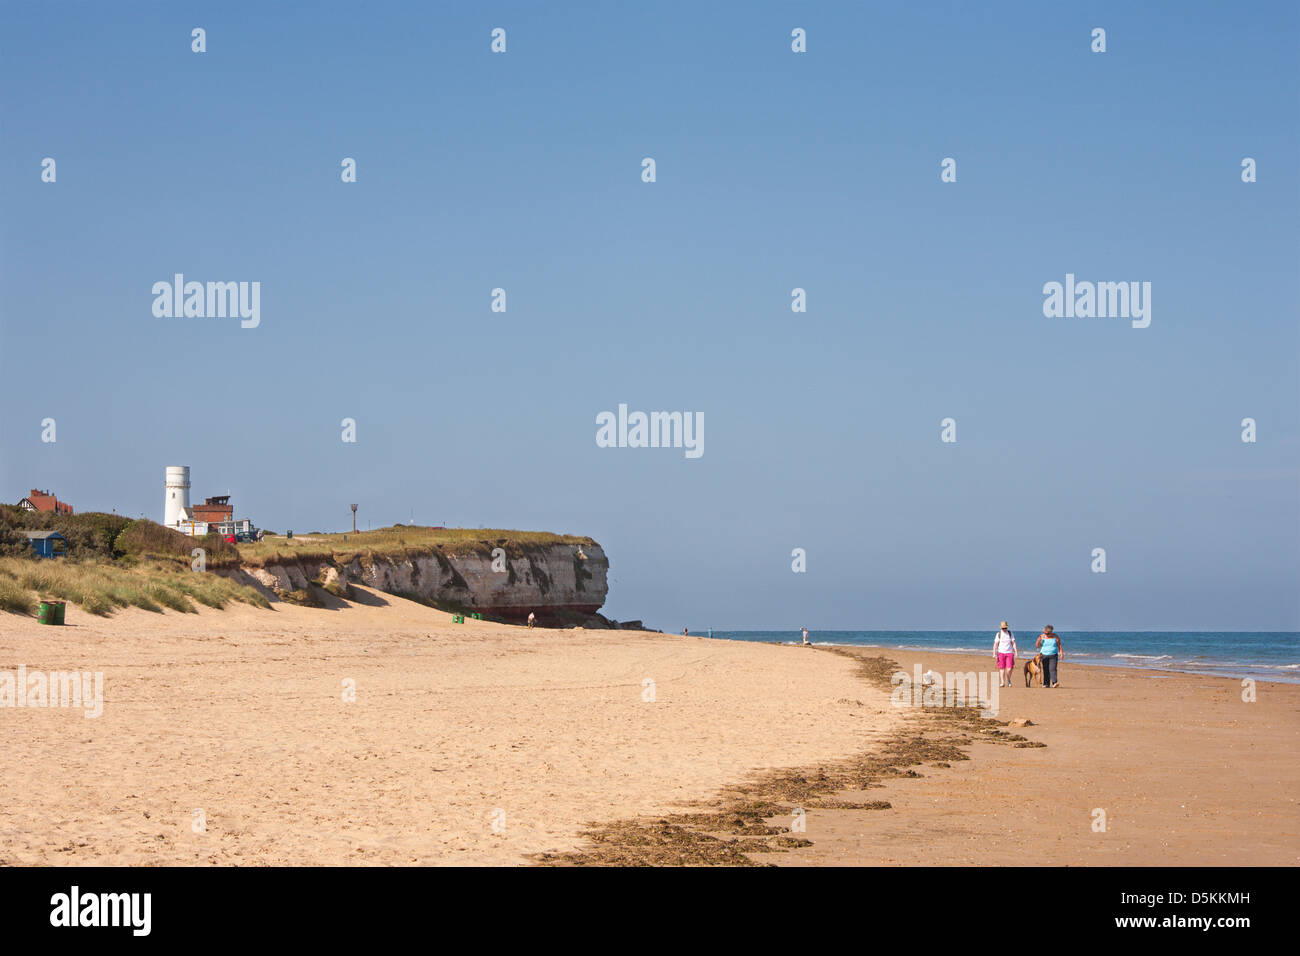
[1035,625,1063,688]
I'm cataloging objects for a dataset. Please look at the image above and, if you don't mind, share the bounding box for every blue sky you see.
[2,2,1297,630]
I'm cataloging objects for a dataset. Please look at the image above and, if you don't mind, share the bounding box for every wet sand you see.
[764,646,1300,866]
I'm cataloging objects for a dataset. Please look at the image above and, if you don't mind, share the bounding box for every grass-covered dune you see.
[115,517,240,567]
[0,556,270,616]
[0,504,133,559]
[0,507,263,617]
[0,505,238,566]
[237,525,596,568]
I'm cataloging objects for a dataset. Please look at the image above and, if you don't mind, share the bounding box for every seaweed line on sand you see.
[530,649,1045,866]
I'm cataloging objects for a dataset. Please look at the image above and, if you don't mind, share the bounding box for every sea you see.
[699,630,1300,684]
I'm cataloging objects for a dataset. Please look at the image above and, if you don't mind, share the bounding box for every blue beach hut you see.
[24,530,66,559]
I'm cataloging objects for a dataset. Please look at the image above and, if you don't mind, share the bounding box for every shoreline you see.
[800,641,1300,684]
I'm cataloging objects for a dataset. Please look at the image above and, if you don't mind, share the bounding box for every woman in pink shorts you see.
[993,621,1017,687]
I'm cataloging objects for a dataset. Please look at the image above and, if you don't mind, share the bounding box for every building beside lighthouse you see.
[164,465,255,537]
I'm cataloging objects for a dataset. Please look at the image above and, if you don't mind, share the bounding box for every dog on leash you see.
[1023,654,1044,688]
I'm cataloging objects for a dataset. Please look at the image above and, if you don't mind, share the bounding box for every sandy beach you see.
[2,599,1295,866]
[0,592,897,865]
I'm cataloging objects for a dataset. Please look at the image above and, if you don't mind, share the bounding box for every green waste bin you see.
[38,601,65,625]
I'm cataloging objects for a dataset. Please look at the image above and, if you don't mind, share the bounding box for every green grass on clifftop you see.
[237,525,596,567]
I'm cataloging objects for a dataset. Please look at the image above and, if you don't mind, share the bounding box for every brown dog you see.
[1023,654,1044,688]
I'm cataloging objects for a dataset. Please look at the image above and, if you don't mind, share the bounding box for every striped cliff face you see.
[237,541,610,626]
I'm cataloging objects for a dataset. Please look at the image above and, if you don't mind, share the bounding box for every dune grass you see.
[0,574,36,615]
[236,525,595,567]
[0,557,270,617]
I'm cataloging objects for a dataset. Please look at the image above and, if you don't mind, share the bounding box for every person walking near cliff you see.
[527,611,536,629]
[994,621,1017,687]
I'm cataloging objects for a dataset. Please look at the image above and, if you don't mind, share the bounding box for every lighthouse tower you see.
[164,465,191,528]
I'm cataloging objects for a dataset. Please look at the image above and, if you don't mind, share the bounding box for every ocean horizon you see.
[699,630,1300,684]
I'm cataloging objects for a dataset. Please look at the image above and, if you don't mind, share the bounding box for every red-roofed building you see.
[18,488,74,515]
[189,495,234,524]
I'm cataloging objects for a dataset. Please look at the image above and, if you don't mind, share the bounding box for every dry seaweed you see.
[531,649,1044,866]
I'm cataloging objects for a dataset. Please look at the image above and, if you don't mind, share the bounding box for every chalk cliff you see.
[238,540,611,625]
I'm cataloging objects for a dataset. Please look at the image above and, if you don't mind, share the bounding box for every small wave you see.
[1111,654,1174,661]
[1177,660,1254,669]
[892,644,988,654]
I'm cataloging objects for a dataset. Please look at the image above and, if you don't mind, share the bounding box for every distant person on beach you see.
[707,627,712,638]
[683,627,688,636]
[1035,626,1062,688]
[994,621,1017,687]
[527,611,536,629]
[801,626,810,645]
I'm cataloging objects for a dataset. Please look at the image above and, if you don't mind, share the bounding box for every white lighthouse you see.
[164,465,191,528]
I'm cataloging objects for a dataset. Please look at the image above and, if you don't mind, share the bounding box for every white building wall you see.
[164,466,191,527]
